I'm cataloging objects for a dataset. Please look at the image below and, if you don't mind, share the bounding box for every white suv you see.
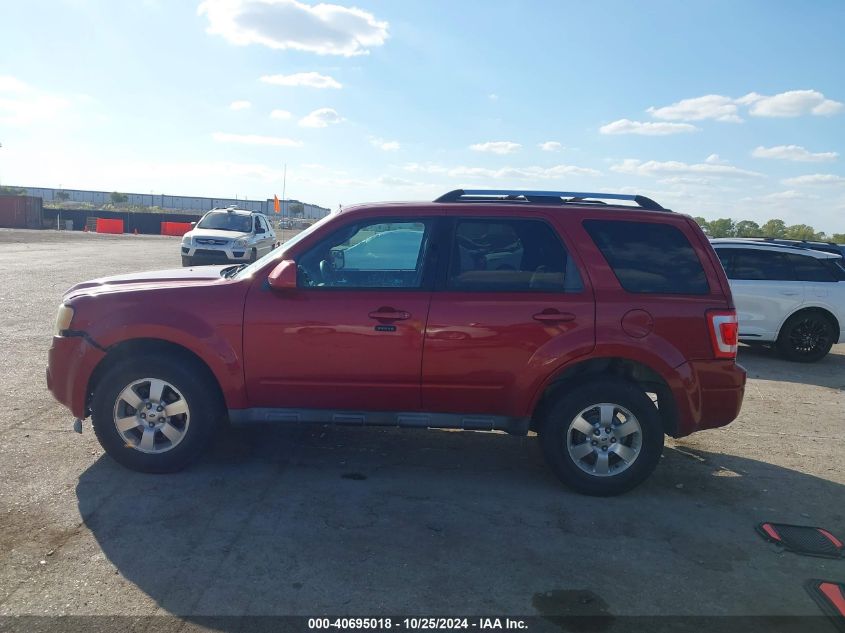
[181,207,277,267]
[711,239,845,361]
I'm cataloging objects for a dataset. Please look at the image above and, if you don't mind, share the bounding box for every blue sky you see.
[2,0,844,232]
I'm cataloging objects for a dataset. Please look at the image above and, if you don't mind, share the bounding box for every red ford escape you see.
[47,190,746,495]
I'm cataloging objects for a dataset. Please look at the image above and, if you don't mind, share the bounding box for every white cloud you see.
[259,72,342,89]
[469,141,521,155]
[450,164,599,179]
[752,145,838,162]
[370,137,400,151]
[0,76,73,126]
[599,119,699,135]
[539,141,562,152]
[488,93,499,101]
[270,109,292,119]
[611,159,762,179]
[402,162,449,174]
[198,0,389,56]
[298,107,344,128]
[761,190,818,201]
[376,176,415,186]
[0,75,30,93]
[782,174,845,186]
[647,95,743,122]
[740,90,843,117]
[211,132,303,147]
[229,100,251,110]
[705,154,727,164]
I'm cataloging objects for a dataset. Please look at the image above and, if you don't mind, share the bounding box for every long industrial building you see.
[16,186,332,219]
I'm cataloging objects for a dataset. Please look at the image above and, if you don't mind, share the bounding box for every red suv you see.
[47,189,746,495]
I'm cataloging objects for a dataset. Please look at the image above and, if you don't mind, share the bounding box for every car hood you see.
[64,265,230,301]
[185,229,250,241]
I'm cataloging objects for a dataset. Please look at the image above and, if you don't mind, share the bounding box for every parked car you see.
[180,206,277,267]
[47,189,746,495]
[711,239,845,362]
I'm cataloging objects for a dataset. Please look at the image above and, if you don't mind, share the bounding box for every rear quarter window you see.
[583,220,709,294]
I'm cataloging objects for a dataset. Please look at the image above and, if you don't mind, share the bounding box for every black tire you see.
[249,248,257,263]
[181,256,193,267]
[91,355,221,473]
[539,379,664,496]
[776,311,836,363]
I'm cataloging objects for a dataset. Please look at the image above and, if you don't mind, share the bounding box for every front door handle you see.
[533,310,576,323]
[779,291,800,296]
[369,308,411,321]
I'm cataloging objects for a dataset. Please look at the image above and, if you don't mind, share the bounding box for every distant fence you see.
[42,207,202,234]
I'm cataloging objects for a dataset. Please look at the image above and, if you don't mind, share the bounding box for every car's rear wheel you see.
[91,356,221,472]
[539,379,664,496]
[777,312,835,363]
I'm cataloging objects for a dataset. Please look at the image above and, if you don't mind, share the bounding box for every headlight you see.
[54,304,75,336]
[181,235,192,246]
[234,238,248,247]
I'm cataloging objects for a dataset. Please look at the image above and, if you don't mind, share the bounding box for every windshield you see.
[197,212,252,233]
[232,214,335,279]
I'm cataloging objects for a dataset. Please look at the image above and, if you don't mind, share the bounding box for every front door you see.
[421,216,595,417]
[243,217,437,411]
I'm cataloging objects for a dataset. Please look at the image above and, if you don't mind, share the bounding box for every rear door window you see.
[729,249,794,281]
[583,220,709,294]
[447,219,583,292]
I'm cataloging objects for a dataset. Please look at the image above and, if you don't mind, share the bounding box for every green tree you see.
[734,220,762,237]
[110,191,128,204]
[692,216,709,234]
[0,185,26,196]
[784,224,822,240]
[288,201,304,217]
[831,233,845,243]
[706,218,736,238]
[760,219,786,237]
[55,190,70,202]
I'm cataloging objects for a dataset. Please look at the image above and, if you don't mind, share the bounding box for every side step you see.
[227,408,530,436]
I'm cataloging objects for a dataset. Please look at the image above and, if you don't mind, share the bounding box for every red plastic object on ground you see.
[160,221,192,237]
[95,218,124,234]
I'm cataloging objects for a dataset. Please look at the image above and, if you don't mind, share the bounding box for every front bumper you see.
[182,245,252,264]
[671,359,747,437]
[46,335,106,419]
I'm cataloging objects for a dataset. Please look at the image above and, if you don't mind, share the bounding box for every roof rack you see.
[434,189,668,211]
[752,237,839,247]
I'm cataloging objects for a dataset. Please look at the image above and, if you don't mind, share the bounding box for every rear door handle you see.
[369,309,411,321]
[533,311,576,323]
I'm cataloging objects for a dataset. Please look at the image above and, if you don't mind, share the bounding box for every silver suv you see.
[181,207,277,267]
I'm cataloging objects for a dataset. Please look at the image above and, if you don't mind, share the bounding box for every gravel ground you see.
[0,228,843,628]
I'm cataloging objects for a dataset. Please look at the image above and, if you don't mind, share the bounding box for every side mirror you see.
[330,248,345,270]
[268,260,297,290]
[190,221,196,227]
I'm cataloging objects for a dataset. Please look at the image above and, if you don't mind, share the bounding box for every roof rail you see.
[434,189,668,211]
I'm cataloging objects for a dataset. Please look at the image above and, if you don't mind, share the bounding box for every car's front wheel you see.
[777,311,835,363]
[91,355,221,472]
[181,256,193,267]
[539,379,664,496]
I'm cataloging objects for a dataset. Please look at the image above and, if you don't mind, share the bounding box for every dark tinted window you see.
[729,249,793,281]
[786,253,837,282]
[447,219,583,292]
[583,220,708,294]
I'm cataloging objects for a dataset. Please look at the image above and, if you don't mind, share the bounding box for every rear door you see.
[716,248,803,340]
[421,214,594,417]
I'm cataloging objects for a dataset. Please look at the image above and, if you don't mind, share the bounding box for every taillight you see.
[707,310,738,359]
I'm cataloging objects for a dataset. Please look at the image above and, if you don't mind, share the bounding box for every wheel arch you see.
[530,356,679,436]
[86,338,227,417]
[778,306,840,343]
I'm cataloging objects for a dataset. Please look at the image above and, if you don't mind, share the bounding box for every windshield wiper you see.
[221,264,248,279]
